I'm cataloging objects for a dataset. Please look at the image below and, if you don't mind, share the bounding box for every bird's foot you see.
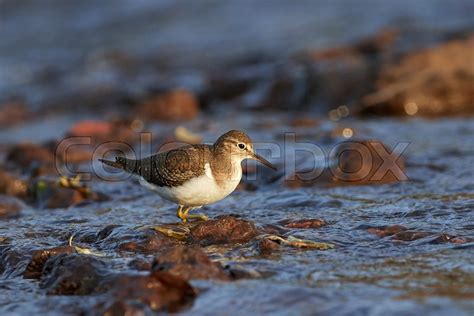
[183,213,209,223]
[177,206,208,223]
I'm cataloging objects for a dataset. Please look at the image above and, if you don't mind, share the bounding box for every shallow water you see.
[1,117,473,315]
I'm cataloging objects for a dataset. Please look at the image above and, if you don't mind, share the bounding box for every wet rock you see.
[102,271,196,313]
[391,230,432,242]
[118,230,179,254]
[137,89,199,121]
[152,245,229,281]
[367,225,408,237]
[281,219,327,229]
[40,254,108,295]
[0,169,28,198]
[38,250,195,312]
[6,143,55,169]
[23,246,76,279]
[189,215,260,246]
[0,195,25,219]
[359,36,474,117]
[257,238,281,255]
[430,233,469,244]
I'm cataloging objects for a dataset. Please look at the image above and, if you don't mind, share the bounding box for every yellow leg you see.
[178,206,208,223]
[176,205,186,222]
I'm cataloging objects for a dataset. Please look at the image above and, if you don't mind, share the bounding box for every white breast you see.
[139,163,242,207]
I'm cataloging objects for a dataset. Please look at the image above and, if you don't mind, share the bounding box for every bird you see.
[99,130,276,223]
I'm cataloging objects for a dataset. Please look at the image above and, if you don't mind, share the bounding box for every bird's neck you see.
[210,150,242,184]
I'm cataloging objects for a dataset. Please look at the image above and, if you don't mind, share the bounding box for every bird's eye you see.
[238,143,246,150]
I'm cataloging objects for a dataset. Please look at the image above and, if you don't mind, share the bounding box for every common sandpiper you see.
[99,130,276,222]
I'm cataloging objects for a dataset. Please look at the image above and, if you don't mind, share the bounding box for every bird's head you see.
[213,130,276,170]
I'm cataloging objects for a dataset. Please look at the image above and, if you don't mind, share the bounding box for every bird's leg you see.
[181,206,208,223]
[176,205,186,222]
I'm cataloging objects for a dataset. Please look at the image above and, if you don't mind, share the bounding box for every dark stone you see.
[40,254,108,295]
[152,245,229,281]
[23,246,76,279]
[189,215,260,246]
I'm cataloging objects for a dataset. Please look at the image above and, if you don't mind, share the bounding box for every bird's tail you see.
[98,157,138,173]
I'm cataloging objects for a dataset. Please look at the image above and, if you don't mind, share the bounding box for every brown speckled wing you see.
[132,144,212,187]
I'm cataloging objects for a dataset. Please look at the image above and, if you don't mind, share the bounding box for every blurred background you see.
[0,1,473,315]
[0,0,473,137]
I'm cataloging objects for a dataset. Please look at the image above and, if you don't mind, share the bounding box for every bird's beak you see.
[250,152,277,171]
